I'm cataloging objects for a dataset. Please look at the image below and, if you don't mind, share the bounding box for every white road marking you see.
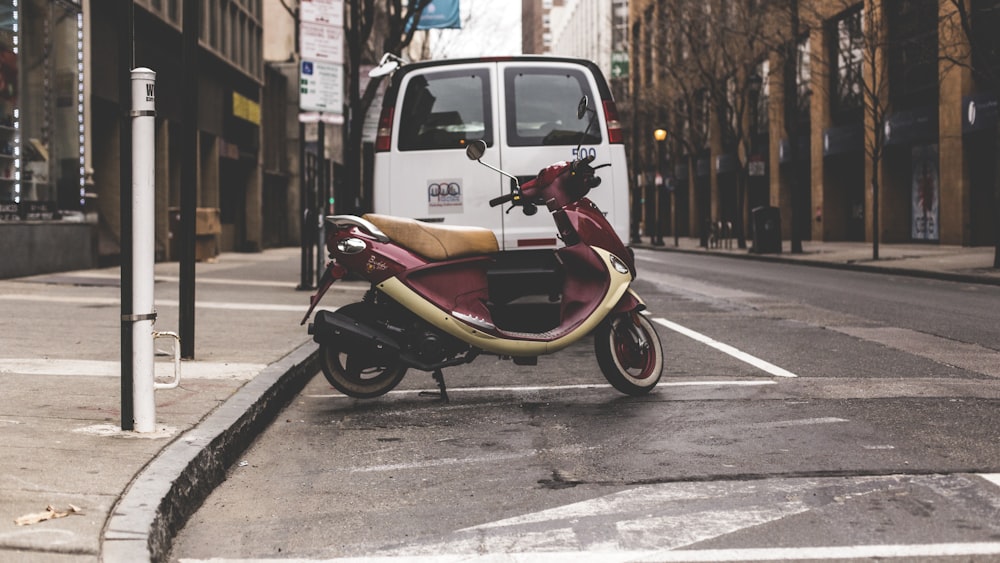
[25,270,369,291]
[0,358,265,380]
[177,542,1000,562]
[346,446,595,473]
[652,317,798,378]
[176,474,1000,561]
[980,474,1000,489]
[303,380,776,399]
[749,417,847,429]
[0,293,306,312]
[633,543,1000,561]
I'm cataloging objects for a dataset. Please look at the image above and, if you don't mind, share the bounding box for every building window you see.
[972,0,1000,79]
[207,0,217,49]
[830,6,864,122]
[796,36,811,123]
[642,6,653,84]
[675,98,690,152]
[752,59,769,137]
[888,0,938,106]
[696,88,710,147]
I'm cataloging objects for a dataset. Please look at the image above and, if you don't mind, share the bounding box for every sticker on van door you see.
[428,179,463,209]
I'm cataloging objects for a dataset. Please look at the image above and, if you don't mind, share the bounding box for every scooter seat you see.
[362,213,499,260]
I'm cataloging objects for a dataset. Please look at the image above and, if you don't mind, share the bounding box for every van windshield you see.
[504,67,602,147]
[398,69,492,151]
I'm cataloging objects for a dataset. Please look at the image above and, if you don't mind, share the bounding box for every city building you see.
[0,0,270,279]
[0,0,88,277]
[521,0,628,86]
[88,0,267,265]
[628,0,999,248]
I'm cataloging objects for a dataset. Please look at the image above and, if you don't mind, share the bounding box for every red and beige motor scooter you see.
[302,101,663,400]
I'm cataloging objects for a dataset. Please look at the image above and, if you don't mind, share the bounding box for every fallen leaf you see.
[14,504,83,526]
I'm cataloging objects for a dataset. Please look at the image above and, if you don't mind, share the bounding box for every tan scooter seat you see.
[363,213,499,260]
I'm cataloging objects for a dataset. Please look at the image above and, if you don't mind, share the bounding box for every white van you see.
[371,56,629,250]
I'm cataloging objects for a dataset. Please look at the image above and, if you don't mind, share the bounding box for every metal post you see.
[315,118,326,288]
[131,68,157,432]
[180,0,199,358]
[118,0,134,431]
[297,121,314,290]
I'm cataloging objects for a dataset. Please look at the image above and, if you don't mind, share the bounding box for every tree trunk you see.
[737,164,747,249]
[871,162,880,261]
[994,115,1000,268]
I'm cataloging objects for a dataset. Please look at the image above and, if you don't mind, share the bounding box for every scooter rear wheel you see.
[317,302,408,399]
[595,313,663,395]
[319,344,408,399]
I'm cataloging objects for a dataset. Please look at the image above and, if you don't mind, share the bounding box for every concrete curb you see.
[639,244,1000,288]
[100,341,320,563]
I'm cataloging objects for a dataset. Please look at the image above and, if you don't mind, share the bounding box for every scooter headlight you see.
[336,237,367,254]
[610,254,630,275]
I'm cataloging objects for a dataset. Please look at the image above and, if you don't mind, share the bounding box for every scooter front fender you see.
[612,288,646,315]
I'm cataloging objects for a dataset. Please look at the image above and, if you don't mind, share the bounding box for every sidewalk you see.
[634,236,1000,286]
[0,241,997,563]
[0,247,361,563]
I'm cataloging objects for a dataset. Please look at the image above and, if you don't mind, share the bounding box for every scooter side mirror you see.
[465,140,487,161]
[577,95,590,120]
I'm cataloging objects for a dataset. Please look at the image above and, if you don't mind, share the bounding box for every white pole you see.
[131,68,157,433]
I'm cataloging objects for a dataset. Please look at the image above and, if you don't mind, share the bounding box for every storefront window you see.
[0,0,83,221]
[0,0,18,219]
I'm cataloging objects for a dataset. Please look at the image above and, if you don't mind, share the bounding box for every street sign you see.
[300,60,343,113]
[300,22,343,63]
[300,0,343,27]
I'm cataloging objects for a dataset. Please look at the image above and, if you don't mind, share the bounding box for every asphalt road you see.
[170,249,1000,562]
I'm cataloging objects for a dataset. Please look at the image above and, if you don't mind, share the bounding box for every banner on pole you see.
[414,0,461,29]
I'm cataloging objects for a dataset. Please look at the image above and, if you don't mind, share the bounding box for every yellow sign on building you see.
[232,92,261,125]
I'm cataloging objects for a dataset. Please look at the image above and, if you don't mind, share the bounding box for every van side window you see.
[398,69,493,151]
[504,67,602,147]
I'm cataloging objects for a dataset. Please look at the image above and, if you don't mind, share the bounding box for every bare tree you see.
[343,0,434,213]
[638,1,713,245]
[803,0,892,259]
[277,0,433,214]
[857,1,895,259]
[644,0,779,249]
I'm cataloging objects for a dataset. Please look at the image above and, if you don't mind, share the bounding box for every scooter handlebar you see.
[489,192,517,208]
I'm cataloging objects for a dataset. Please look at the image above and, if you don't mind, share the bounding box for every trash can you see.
[751,206,782,254]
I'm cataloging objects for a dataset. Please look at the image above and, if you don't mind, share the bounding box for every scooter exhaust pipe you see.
[309,310,402,362]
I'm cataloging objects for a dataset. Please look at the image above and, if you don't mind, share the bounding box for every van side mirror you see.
[369,53,403,78]
[466,140,487,161]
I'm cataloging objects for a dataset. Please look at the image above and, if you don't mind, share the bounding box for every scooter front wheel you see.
[319,344,408,399]
[595,313,663,396]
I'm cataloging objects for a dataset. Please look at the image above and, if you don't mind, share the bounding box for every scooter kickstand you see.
[419,369,449,403]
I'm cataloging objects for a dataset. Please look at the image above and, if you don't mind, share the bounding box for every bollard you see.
[130,68,158,433]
